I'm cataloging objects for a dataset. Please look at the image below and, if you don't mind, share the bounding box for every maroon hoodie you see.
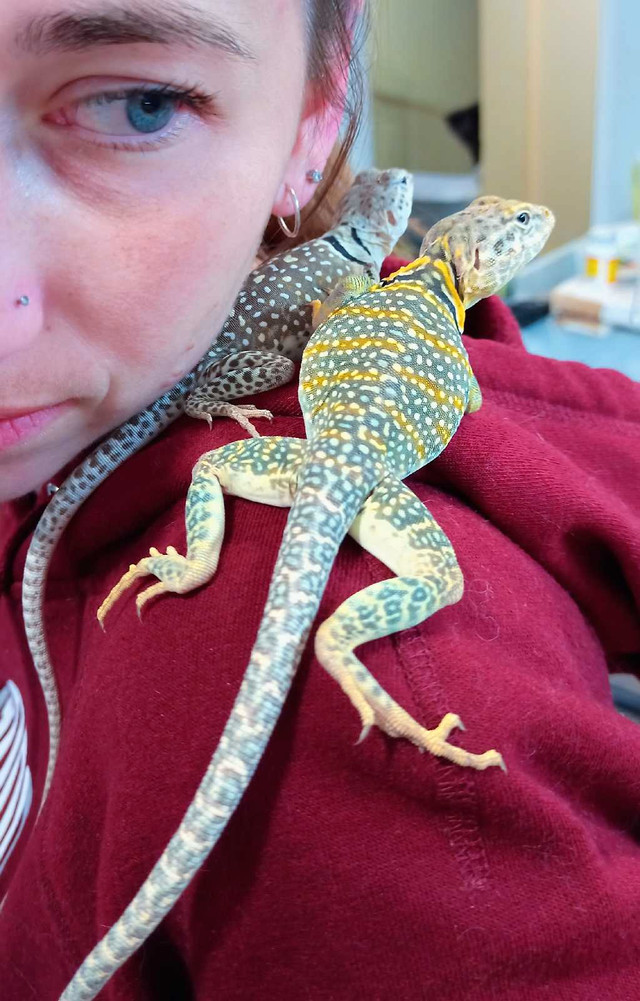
[1,269,640,1000]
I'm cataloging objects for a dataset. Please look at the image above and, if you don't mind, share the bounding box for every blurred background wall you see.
[372,0,478,175]
[355,0,640,252]
[479,0,599,250]
[591,0,640,225]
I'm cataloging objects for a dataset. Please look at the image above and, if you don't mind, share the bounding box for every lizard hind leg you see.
[97,436,307,628]
[185,350,295,436]
[315,476,505,772]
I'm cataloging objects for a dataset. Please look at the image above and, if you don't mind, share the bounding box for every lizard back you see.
[301,252,472,475]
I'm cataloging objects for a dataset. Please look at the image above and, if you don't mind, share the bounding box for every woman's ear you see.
[272,0,364,217]
[271,83,346,219]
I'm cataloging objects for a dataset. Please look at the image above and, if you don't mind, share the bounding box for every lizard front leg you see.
[185,350,295,436]
[315,475,504,771]
[310,268,376,331]
[97,437,307,626]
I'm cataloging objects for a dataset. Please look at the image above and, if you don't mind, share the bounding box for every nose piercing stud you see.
[17,295,30,306]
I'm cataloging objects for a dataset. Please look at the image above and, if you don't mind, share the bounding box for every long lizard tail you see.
[59,455,379,1001]
[22,379,194,815]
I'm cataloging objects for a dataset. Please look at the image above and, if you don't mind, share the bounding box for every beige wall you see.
[370,0,600,247]
[480,0,600,248]
[372,0,479,173]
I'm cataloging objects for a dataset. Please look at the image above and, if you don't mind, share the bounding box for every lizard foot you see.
[338,674,505,772]
[97,546,213,628]
[189,403,273,438]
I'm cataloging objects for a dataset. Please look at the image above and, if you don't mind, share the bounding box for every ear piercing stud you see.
[17,295,30,306]
[306,169,324,184]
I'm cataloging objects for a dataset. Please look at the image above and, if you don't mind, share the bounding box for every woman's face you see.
[0,0,330,501]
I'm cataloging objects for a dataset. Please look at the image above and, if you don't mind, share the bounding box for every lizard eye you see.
[516,211,531,226]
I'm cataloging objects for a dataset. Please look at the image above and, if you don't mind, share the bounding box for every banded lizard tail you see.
[20,168,414,816]
[61,196,555,1000]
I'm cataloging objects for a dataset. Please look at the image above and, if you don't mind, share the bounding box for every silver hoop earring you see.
[277,185,301,239]
[16,295,30,307]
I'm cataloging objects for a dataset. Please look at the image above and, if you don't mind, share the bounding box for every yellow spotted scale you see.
[61,195,555,1000]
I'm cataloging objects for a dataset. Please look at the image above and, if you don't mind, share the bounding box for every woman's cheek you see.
[35,107,290,411]
[55,194,251,378]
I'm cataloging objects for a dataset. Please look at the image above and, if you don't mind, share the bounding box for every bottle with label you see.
[584,227,620,285]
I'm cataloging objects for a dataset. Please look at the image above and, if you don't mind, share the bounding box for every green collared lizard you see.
[20,168,413,815]
[61,195,554,1000]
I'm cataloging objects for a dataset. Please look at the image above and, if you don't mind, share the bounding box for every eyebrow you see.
[14,2,256,60]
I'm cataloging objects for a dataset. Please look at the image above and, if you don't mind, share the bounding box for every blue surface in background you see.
[522,315,640,381]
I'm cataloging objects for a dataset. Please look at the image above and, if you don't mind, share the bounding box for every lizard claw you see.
[218,404,274,438]
[136,582,171,619]
[370,700,504,771]
[98,546,212,627]
[97,560,154,628]
[188,402,273,437]
[326,663,503,772]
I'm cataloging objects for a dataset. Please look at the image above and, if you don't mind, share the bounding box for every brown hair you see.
[262,0,369,253]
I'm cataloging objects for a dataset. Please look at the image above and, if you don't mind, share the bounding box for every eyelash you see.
[61,82,217,153]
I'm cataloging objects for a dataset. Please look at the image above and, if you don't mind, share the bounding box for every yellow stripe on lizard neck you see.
[432,259,466,332]
[371,280,461,331]
[370,259,465,335]
[382,255,432,281]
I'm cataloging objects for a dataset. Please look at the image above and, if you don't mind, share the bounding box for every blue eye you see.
[56,84,214,145]
[126,92,176,134]
[47,82,217,151]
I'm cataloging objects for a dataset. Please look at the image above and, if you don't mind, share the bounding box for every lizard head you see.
[338,168,415,256]
[420,195,555,308]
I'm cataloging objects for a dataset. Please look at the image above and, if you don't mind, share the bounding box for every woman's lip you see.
[0,404,57,420]
[0,402,70,450]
